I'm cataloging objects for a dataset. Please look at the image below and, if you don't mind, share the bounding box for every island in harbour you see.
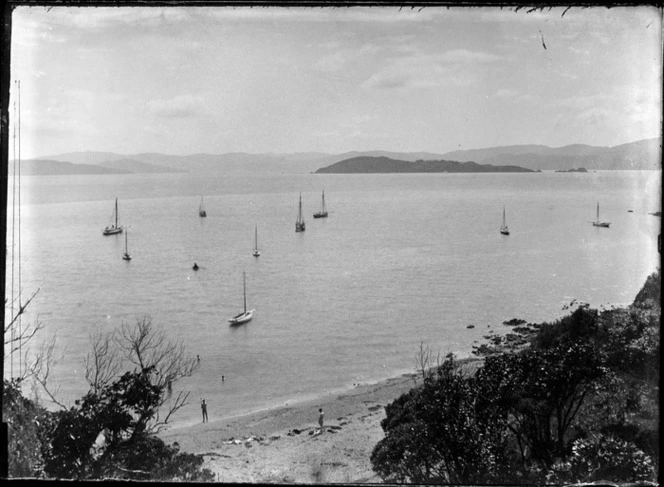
[314,156,538,174]
[555,167,588,173]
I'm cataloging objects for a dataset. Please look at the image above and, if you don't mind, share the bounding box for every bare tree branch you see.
[85,329,121,393]
[29,333,67,410]
[4,289,42,342]
[111,315,200,431]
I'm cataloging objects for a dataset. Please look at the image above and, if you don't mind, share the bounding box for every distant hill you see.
[32,137,661,175]
[40,151,326,174]
[34,152,185,174]
[98,158,186,173]
[40,151,129,165]
[314,156,537,174]
[440,138,661,171]
[16,159,131,176]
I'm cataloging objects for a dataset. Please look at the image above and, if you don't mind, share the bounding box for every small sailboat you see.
[592,202,611,227]
[229,271,254,325]
[199,197,207,217]
[103,198,123,235]
[252,224,261,257]
[295,193,306,232]
[500,206,510,235]
[313,190,328,218]
[122,229,132,261]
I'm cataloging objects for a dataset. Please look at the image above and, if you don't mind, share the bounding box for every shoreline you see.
[157,371,421,447]
[156,360,482,483]
[156,371,422,483]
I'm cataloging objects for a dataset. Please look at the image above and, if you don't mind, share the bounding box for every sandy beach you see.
[157,373,423,483]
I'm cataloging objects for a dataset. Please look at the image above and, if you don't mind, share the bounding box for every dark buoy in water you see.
[193,263,199,271]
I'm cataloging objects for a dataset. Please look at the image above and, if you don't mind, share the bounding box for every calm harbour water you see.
[4,169,661,429]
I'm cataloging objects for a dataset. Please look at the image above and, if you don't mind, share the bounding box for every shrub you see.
[565,435,656,483]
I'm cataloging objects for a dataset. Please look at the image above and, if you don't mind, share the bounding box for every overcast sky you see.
[9,5,662,159]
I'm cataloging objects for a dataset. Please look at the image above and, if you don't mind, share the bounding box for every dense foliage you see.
[3,369,213,481]
[371,269,660,484]
[3,318,213,481]
[2,379,57,477]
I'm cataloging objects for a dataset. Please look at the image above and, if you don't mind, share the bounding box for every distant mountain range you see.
[17,157,186,176]
[11,137,660,175]
[438,138,661,171]
[314,157,537,173]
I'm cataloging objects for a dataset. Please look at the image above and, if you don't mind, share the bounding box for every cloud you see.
[439,49,503,64]
[567,46,589,55]
[311,35,418,75]
[313,52,349,73]
[494,88,519,98]
[362,49,504,90]
[146,94,206,118]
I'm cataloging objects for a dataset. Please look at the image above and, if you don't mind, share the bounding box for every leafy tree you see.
[633,267,661,308]
[564,434,656,483]
[476,341,607,471]
[531,305,600,350]
[2,378,57,478]
[373,343,609,483]
[92,434,214,481]
[42,366,213,481]
[371,359,514,483]
[373,269,660,484]
[43,367,161,478]
[4,315,208,480]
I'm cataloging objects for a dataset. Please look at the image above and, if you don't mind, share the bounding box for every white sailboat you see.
[252,224,261,257]
[592,202,610,227]
[199,197,207,217]
[103,198,123,235]
[122,229,132,261]
[313,190,328,218]
[500,206,510,235]
[229,271,254,325]
[295,193,306,232]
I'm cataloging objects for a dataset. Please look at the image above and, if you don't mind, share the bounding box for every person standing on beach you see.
[201,398,208,423]
[318,408,324,433]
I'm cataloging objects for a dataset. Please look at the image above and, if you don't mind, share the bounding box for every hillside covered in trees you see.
[371,268,660,484]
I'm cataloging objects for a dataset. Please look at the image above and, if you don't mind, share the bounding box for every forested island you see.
[555,167,588,173]
[315,156,537,173]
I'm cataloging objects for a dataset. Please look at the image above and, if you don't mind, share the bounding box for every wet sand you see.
[157,372,422,483]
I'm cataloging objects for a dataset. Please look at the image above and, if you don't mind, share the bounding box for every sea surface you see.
[4,169,661,429]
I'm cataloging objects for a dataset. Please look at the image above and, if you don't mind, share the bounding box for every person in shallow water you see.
[193,263,199,270]
[318,408,324,433]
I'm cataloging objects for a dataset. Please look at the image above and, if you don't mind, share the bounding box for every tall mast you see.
[115,198,119,227]
[243,271,247,313]
[298,194,303,222]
